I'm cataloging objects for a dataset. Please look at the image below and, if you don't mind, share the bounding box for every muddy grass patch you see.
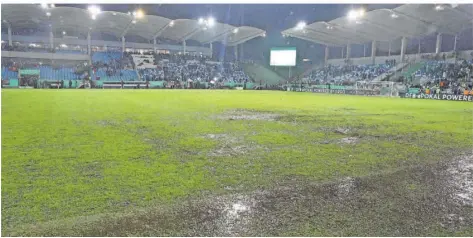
[214,109,281,121]
[202,133,262,157]
[10,155,473,237]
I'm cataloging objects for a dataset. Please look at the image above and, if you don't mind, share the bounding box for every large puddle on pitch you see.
[447,155,473,207]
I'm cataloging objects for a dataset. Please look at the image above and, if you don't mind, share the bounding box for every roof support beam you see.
[202,27,235,45]
[179,26,202,42]
[153,21,172,39]
[283,32,339,47]
[120,19,134,38]
[7,24,12,46]
[228,32,265,46]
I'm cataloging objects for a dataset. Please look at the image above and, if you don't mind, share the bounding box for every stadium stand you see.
[305,63,395,84]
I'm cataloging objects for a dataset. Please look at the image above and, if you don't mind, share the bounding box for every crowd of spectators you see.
[136,52,251,84]
[410,59,473,95]
[306,63,394,84]
[91,51,136,80]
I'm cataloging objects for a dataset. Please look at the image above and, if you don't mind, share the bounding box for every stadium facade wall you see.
[2,35,212,56]
[1,51,90,61]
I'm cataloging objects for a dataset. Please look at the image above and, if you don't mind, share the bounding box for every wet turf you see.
[2,89,472,236]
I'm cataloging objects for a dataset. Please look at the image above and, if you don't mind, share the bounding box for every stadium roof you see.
[282,4,473,47]
[1,4,266,46]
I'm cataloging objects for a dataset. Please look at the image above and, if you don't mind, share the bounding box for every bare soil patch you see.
[215,109,281,121]
[203,133,261,157]
[339,137,359,144]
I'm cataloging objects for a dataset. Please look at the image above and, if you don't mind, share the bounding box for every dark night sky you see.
[57,4,472,64]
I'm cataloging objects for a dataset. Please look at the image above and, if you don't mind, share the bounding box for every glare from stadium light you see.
[88,5,101,15]
[46,12,51,17]
[358,8,365,17]
[40,3,48,9]
[60,44,67,48]
[169,20,175,27]
[62,31,66,35]
[233,28,239,34]
[112,12,117,16]
[295,21,306,30]
[135,9,144,19]
[347,8,365,21]
[262,32,266,37]
[132,20,137,24]
[207,17,215,27]
[50,4,55,8]
[198,17,205,24]
[347,10,358,20]
[435,5,444,11]
[390,13,398,18]
[91,14,96,20]
[29,43,36,47]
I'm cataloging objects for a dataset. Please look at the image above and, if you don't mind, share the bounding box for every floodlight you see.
[391,13,398,18]
[135,9,144,19]
[46,12,51,17]
[132,20,137,24]
[91,14,96,20]
[112,12,117,16]
[262,32,266,37]
[207,17,215,27]
[50,4,55,8]
[233,28,239,34]
[169,20,175,27]
[295,21,306,30]
[40,3,48,9]
[435,5,444,11]
[88,5,101,15]
[62,31,66,35]
[198,18,204,24]
[60,44,67,48]
[347,10,358,20]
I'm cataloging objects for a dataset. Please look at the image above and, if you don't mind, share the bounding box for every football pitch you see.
[2,89,473,236]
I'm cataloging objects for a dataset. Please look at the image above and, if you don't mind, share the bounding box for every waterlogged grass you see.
[2,89,472,235]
